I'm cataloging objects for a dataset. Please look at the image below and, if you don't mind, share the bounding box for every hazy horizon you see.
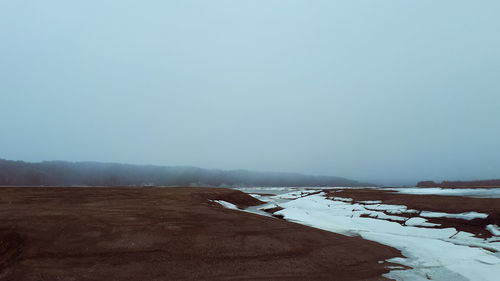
[1,156,497,187]
[1,1,499,186]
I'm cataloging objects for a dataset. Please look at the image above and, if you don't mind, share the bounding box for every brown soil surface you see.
[0,186,400,281]
[326,189,500,237]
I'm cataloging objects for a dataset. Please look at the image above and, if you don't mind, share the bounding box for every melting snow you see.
[264,191,500,281]
[404,217,440,227]
[420,211,489,220]
[274,189,321,200]
[212,200,239,210]
[387,187,500,198]
[360,200,383,204]
[487,225,500,236]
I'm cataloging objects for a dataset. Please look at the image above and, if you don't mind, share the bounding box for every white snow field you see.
[236,187,500,281]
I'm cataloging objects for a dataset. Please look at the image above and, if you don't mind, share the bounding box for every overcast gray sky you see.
[1,1,499,185]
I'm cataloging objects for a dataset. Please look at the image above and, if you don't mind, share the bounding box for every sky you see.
[1,1,499,185]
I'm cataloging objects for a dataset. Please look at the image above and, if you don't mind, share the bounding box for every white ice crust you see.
[420,211,489,220]
[266,191,500,281]
[212,200,238,210]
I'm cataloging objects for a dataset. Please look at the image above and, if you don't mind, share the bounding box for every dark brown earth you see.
[326,188,500,237]
[0,187,401,281]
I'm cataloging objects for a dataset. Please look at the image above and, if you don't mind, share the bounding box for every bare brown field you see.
[0,186,400,281]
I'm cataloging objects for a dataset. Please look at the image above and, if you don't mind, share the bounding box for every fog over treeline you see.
[0,158,370,187]
[1,2,499,184]
[417,179,500,188]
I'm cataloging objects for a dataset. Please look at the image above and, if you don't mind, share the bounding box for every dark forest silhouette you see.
[0,158,370,187]
[417,179,500,188]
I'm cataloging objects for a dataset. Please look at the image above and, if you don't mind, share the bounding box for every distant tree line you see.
[0,158,371,187]
[417,179,500,188]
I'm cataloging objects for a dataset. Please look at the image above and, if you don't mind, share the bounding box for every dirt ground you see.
[0,187,400,281]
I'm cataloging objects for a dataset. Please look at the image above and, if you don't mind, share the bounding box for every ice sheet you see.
[420,211,489,220]
[272,193,500,281]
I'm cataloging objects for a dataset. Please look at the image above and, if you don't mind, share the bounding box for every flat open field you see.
[0,187,400,281]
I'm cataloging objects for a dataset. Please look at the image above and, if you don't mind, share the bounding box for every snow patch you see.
[405,217,440,227]
[486,225,500,236]
[332,197,353,202]
[274,189,322,200]
[360,200,383,204]
[212,200,238,210]
[420,211,489,220]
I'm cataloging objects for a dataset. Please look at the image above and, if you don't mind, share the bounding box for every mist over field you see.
[1,3,500,281]
[0,158,370,187]
[1,1,499,185]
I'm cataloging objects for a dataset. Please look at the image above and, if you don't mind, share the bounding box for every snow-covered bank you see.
[235,187,500,281]
[387,187,500,198]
